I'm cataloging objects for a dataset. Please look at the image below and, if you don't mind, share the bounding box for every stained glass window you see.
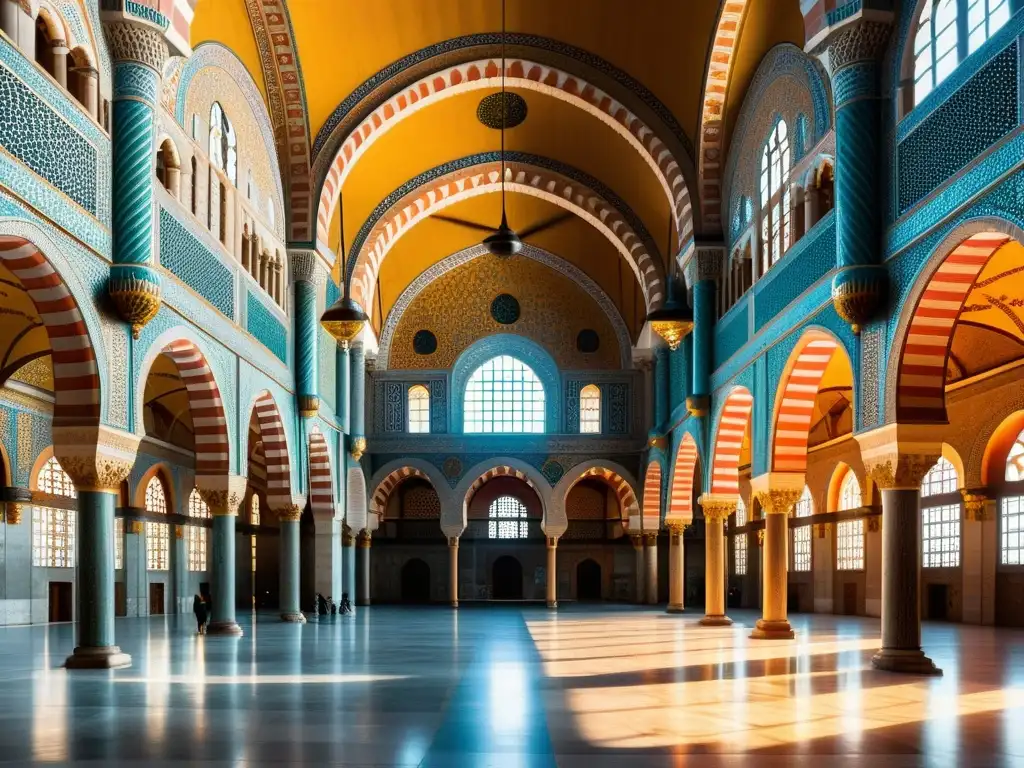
[464,356,545,433]
[32,457,76,568]
[759,119,791,272]
[580,384,601,434]
[488,496,529,539]
[408,384,430,433]
[145,476,169,571]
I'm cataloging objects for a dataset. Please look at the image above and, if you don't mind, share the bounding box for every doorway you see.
[48,582,73,622]
[842,582,857,615]
[149,582,165,615]
[115,581,127,617]
[492,556,523,600]
[576,559,602,600]
[401,559,431,603]
[927,584,949,621]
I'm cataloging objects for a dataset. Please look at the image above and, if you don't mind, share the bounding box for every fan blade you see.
[430,214,496,233]
[519,211,575,239]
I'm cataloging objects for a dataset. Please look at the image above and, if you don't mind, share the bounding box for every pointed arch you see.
[250,391,293,509]
[668,432,700,522]
[709,386,754,495]
[307,427,335,520]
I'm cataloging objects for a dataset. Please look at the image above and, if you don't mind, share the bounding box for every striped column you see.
[103,20,169,338]
[290,251,324,418]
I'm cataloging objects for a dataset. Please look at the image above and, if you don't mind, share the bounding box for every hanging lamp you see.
[320,191,368,344]
[646,214,692,350]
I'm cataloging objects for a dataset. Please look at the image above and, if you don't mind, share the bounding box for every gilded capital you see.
[196,475,248,516]
[342,523,354,546]
[855,424,942,491]
[357,529,372,547]
[699,494,737,521]
[629,533,643,549]
[754,488,801,516]
[864,454,935,491]
[275,494,306,522]
[642,532,658,546]
[52,425,141,493]
[961,489,989,522]
[350,436,367,461]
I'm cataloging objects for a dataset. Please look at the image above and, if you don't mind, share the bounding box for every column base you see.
[450,600,458,608]
[547,600,558,609]
[65,645,132,669]
[207,621,243,637]
[750,619,795,640]
[666,603,684,614]
[871,648,942,675]
[699,614,732,626]
[280,612,307,624]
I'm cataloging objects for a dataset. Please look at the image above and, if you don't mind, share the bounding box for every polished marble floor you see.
[0,606,1023,766]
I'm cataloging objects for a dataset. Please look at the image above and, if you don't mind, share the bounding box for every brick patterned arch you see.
[369,466,429,518]
[896,232,1014,422]
[642,460,662,519]
[697,0,752,232]
[251,391,293,510]
[465,465,538,507]
[0,236,100,427]
[770,331,844,473]
[568,466,640,519]
[348,158,665,316]
[710,386,753,495]
[159,339,230,476]
[316,58,693,247]
[668,433,700,521]
[307,428,334,520]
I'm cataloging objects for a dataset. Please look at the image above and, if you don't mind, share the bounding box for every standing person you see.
[192,594,207,635]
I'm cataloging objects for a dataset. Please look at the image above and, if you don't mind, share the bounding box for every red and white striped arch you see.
[370,466,428,518]
[464,465,537,506]
[897,232,1012,422]
[668,433,699,521]
[570,466,639,519]
[251,391,293,510]
[697,0,751,232]
[316,58,692,248]
[348,160,665,317]
[161,339,229,476]
[771,331,843,474]
[642,460,662,519]
[0,235,100,427]
[307,428,335,520]
[710,386,753,496]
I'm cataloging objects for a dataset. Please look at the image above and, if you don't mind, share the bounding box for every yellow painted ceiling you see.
[807,347,853,447]
[190,0,268,105]
[0,263,50,391]
[142,354,195,449]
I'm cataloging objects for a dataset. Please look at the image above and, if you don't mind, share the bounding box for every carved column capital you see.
[52,425,141,493]
[288,249,327,286]
[103,20,168,71]
[195,475,248,516]
[961,489,990,522]
[855,424,942,491]
[698,494,737,521]
[629,533,644,550]
[342,523,354,546]
[357,529,372,548]
[642,532,659,546]
[754,488,802,516]
[809,17,894,76]
[274,494,307,522]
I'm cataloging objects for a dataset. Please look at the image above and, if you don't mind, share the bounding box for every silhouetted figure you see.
[192,594,207,635]
[339,592,353,615]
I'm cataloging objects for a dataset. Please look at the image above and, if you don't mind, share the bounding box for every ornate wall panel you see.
[246,290,287,364]
[158,208,234,317]
[753,212,837,326]
[715,300,749,369]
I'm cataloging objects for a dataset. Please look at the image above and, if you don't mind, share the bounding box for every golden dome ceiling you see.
[189,0,805,335]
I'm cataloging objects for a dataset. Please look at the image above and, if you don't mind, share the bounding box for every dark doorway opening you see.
[842,582,858,616]
[48,581,72,622]
[927,584,949,621]
[149,582,165,615]
[115,581,127,617]
[492,556,523,600]
[401,559,431,603]
[576,559,602,600]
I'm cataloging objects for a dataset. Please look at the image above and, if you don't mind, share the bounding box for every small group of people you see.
[315,592,353,617]
[192,593,212,634]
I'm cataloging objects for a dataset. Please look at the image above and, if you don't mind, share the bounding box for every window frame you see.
[792,486,813,573]
[579,384,601,434]
[488,495,530,540]
[463,355,546,434]
[758,119,792,273]
[32,457,77,568]
[408,384,431,434]
[144,475,170,572]
[1000,426,1024,567]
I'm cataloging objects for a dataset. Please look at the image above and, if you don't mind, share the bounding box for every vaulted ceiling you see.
[189,0,806,338]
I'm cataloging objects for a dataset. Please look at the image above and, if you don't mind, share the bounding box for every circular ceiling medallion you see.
[412,329,437,355]
[477,91,528,129]
[576,329,600,354]
[490,293,521,324]
[443,457,462,481]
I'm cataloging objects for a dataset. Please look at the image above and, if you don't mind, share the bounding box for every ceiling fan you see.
[428,0,575,258]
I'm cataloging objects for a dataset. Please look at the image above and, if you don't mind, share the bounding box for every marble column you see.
[0,1,21,41]
[277,501,305,622]
[687,247,721,416]
[342,524,356,611]
[350,344,366,459]
[356,530,371,606]
[50,40,68,88]
[961,490,997,625]
[337,343,351,434]
[55,426,140,669]
[653,347,669,429]
[858,429,941,674]
[698,496,733,626]
[751,486,799,639]
[197,475,247,636]
[644,532,658,605]
[666,521,686,613]
[631,534,645,604]
[546,537,558,608]
[449,536,459,608]
[313,517,341,607]
[172,525,186,614]
[102,19,169,338]
[291,251,324,418]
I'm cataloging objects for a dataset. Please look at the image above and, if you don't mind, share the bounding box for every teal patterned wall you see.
[247,290,288,364]
[159,208,235,317]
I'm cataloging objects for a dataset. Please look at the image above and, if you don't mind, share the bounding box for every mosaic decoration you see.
[413,330,437,355]
[541,458,564,485]
[346,153,664,316]
[158,208,234,317]
[490,293,521,325]
[576,329,599,354]
[429,380,447,434]
[0,53,97,214]
[897,43,1018,216]
[859,322,881,431]
[754,212,837,326]
[605,383,630,435]
[477,92,527,129]
[669,345,685,413]
[564,380,582,434]
[381,381,405,433]
[246,291,287,364]
[443,456,463,482]
[378,243,632,370]
[715,300,749,369]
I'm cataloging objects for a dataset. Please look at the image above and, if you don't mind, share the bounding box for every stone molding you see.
[698,493,738,521]
[52,425,141,493]
[855,424,943,490]
[195,474,248,516]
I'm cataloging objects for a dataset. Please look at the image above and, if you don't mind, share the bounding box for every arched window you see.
[145,475,169,571]
[187,488,209,573]
[156,139,180,198]
[464,355,545,433]
[580,384,601,434]
[1002,428,1024,564]
[733,496,748,576]
[488,495,529,539]
[792,486,813,572]
[836,471,864,571]
[921,457,960,568]
[208,102,237,184]
[408,385,430,433]
[32,457,76,568]
[759,119,791,272]
[913,0,1010,105]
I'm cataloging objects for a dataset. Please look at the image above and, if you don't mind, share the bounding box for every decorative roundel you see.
[576,329,600,353]
[490,293,521,324]
[541,458,564,485]
[443,456,463,481]
[477,91,528,129]
[412,329,437,355]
